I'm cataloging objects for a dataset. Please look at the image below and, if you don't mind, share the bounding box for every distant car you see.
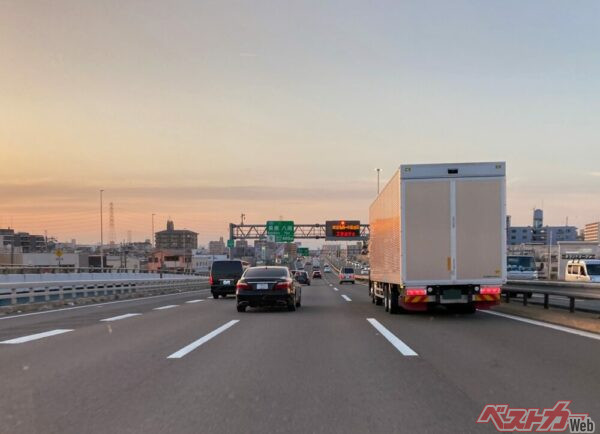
[236,266,301,312]
[360,268,369,275]
[210,260,245,299]
[339,267,355,284]
[323,265,331,273]
[295,271,311,285]
[312,270,322,279]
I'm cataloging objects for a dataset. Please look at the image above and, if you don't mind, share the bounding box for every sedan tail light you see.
[236,282,251,291]
[274,280,292,291]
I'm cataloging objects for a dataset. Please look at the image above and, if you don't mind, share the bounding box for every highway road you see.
[0,273,599,433]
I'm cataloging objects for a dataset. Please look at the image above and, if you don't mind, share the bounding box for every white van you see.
[565,260,600,283]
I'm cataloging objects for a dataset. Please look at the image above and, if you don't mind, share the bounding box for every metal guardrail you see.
[0,266,209,276]
[503,280,600,313]
[0,277,209,307]
[327,256,600,314]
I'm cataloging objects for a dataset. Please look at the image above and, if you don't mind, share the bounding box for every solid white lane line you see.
[185,300,204,304]
[167,320,239,359]
[479,310,600,341]
[0,329,73,344]
[0,289,211,321]
[367,318,418,356]
[341,294,352,302]
[153,305,178,310]
[100,313,141,322]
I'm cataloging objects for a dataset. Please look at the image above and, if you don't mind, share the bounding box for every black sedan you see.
[236,266,301,312]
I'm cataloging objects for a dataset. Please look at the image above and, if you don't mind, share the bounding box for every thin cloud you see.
[590,172,600,177]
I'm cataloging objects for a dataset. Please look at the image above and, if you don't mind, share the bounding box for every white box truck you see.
[369,162,506,314]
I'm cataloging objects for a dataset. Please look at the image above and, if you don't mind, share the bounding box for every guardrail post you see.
[11,288,16,305]
[505,291,510,303]
[522,293,527,306]
[543,294,549,309]
[569,297,575,313]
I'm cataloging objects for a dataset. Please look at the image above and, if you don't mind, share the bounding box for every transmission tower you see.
[108,202,116,247]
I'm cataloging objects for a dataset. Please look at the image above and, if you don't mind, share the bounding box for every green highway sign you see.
[297,247,309,256]
[227,239,234,248]
[266,220,294,242]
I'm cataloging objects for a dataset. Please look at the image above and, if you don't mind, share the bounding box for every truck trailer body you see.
[369,162,506,313]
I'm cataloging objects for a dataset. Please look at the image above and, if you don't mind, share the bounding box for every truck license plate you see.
[444,289,461,300]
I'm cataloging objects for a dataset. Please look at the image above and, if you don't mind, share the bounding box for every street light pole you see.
[375,168,381,195]
[100,189,104,272]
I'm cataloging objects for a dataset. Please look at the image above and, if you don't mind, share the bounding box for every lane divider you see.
[479,310,600,341]
[367,318,418,356]
[153,305,178,310]
[100,313,141,322]
[167,320,240,359]
[0,329,73,344]
[341,294,352,302]
[333,287,339,292]
[185,300,204,304]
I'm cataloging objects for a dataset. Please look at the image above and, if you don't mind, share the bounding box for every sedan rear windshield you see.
[342,268,354,274]
[244,267,289,279]
[212,261,243,274]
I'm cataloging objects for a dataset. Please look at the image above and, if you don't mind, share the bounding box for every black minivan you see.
[210,260,245,299]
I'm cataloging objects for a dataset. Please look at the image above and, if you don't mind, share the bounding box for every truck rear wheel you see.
[388,289,400,314]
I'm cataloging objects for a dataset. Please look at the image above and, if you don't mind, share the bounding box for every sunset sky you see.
[1,1,600,245]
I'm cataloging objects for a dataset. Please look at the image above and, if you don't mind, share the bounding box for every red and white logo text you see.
[477,401,595,433]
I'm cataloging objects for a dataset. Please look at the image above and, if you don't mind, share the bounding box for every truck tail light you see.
[406,288,427,296]
[480,287,501,295]
[209,275,214,285]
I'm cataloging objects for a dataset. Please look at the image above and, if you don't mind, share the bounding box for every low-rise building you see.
[507,209,577,246]
[147,250,191,272]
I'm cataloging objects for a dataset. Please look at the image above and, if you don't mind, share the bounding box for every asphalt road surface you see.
[1,274,598,433]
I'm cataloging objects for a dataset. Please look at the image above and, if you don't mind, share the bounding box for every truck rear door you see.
[404,180,452,283]
[455,179,504,283]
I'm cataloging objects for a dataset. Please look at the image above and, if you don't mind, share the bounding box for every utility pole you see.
[375,168,381,195]
[241,213,245,225]
[100,189,104,272]
[152,213,155,248]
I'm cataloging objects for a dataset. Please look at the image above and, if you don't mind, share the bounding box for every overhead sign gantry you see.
[229,221,369,242]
